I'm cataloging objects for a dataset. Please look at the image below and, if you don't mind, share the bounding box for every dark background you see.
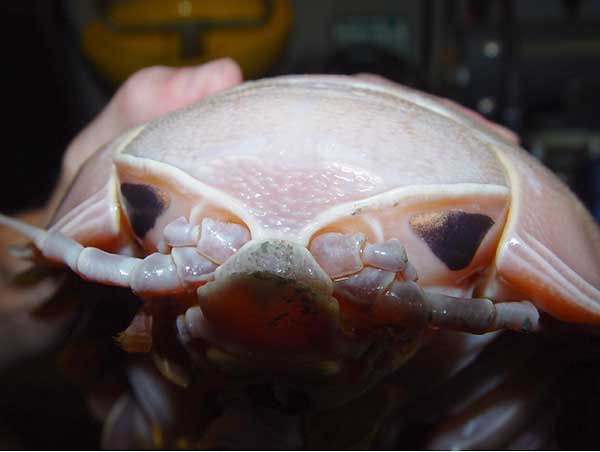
[1,0,600,449]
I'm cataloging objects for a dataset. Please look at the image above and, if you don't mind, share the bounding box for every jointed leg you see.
[0,214,212,295]
[311,231,540,334]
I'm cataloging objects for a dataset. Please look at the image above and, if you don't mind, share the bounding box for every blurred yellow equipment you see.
[82,0,292,84]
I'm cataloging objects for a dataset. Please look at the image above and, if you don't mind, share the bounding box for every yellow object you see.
[82,0,292,84]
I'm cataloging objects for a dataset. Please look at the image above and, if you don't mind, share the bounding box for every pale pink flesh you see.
[40,75,600,324]
[0,214,234,295]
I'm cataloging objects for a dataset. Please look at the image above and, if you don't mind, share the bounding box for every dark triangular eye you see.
[410,210,494,271]
[120,183,169,238]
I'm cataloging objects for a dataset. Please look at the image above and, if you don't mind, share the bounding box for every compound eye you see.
[120,183,170,238]
[410,210,494,271]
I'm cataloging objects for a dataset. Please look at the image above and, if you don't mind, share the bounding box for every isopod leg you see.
[375,280,540,334]
[0,213,186,294]
[424,292,540,333]
[310,229,541,335]
[362,239,418,281]
[309,233,418,282]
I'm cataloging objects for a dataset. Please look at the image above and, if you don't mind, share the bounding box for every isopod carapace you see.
[2,75,600,404]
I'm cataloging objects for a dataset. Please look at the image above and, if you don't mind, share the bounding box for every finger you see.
[111,57,244,128]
